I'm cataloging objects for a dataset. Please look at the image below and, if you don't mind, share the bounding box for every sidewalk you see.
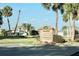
[0,43,43,47]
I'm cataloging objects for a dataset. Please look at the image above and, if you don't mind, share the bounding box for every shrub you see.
[0,36,5,39]
[30,30,39,35]
[53,35,65,43]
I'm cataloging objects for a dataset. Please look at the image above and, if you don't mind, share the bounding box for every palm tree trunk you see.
[55,10,58,35]
[27,25,31,36]
[71,19,75,41]
[7,17,11,31]
[69,14,72,39]
[14,10,21,33]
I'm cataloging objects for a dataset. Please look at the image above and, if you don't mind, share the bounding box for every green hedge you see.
[53,35,65,43]
[0,36,5,39]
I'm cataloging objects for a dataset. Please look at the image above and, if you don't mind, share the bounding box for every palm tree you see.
[19,23,34,35]
[63,4,79,41]
[26,24,33,35]
[0,10,3,27]
[21,23,27,32]
[2,6,12,31]
[1,29,6,36]
[63,4,72,39]
[42,3,63,35]
[72,4,79,40]
[14,10,21,33]
[52,3,60,35]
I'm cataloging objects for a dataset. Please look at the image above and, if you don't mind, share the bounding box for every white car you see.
[17,32,28,37]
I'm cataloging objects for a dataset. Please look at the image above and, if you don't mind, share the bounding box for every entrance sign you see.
[39,26,54,44]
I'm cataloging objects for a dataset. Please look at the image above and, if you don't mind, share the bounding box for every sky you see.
[0,3,79,31]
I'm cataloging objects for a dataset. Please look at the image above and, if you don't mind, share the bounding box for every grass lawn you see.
[0,38,40,45]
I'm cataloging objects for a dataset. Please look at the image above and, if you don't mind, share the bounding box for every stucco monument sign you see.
[39,26,54,44]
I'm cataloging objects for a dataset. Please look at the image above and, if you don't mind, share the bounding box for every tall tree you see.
[14,10,21,33]
[0,10,3,27]
[21,23,27,31]
[63,3,79,41]
[63,4,72,40]
[26,23,33,35]
[2,6,12,31]
[52,3,60,35]
[19,23,34,35]
[72,4,79,40]
[42,3,63,35]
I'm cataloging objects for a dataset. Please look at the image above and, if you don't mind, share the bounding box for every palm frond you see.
[42,3,51,10]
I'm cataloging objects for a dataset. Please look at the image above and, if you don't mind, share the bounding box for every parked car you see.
[16,32,28,37]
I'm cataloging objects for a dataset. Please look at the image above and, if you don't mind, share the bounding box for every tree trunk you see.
[71,19,75,41]
[27,26,31,36]
[69,14,72,39]
[55,10,58,35]
[7,18,11,31]
[14,10,21,33]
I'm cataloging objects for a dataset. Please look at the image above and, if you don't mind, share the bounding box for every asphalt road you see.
[0,45,79,56]
[71,51,79,56]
